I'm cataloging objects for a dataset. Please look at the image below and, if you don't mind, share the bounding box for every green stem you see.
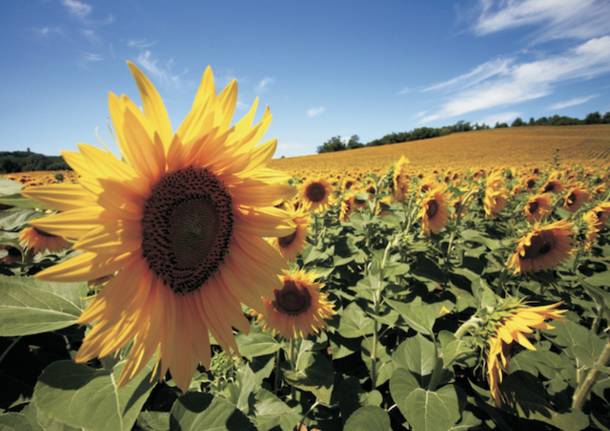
[289,337,297,400]
[0,336,22,366]
[572,341,610,410]
[274,349,281,394]
[454,316,483,339]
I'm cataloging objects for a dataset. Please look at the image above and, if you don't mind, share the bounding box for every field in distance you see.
[270,125,610,176]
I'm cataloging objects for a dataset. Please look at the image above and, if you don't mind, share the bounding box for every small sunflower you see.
[23,62,295,391]
[508,220,573,274]
[339,195,353,222]
[541,178,563,194]
[484,189,508,219]
[486,300,564,406]
[583,202,610,250]
[300,178,333,212]
[375,195,393,217]
[420,187,449,235]
[563,185,590,212]
[523,193,552,223]
[271,202,309,260]
[341,177,356,193]
[254,270,334,339]
[19,226,70,254]
[392,156,410,202]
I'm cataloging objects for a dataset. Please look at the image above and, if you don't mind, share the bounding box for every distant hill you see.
[0,151,70,173]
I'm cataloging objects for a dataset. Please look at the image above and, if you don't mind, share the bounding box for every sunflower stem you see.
[0,336,21,366]
[455,316,483,339]
[289,337,297,400]
[572,341,610,410]
[274,348,281,394]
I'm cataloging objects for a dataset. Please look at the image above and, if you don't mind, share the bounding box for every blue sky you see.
[1,0,610,157]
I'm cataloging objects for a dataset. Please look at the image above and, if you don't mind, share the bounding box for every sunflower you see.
[254,270,334,339]
[375,195,393,217]
[341,176,356,193]
[583,202,610,250]
[563,185,590,212]
[392,156,410,202]
[524,176,538,190]
[508,220,573,274]
[523,193,552,223]
[300,178,333,212]
[486,300,564,406]
[339,197,352,222]
[22,62,295,391]
[541,178,563,194]
[19,226,71,254]
[271,202,309,260]
[484,189,508,219]
[420,186,449,235]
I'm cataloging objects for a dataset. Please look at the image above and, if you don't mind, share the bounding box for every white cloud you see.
[255,77,274,93]
[62,0,92,18]
[480,111,522,126]
[306,106,326,118]
[136,50,186,88]
[31,26,63,37]
[82,52,103,62]
[473,0,610,43]
[127,38,156,49]
[81,28,98,43]
[421,36,610,123]
[397,86,412,95]
[422,58,513,93]
[549,94,598,110]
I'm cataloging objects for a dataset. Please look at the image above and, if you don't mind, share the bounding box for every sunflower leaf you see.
[170,392,255,431]
[344,406,391,431]
[0,275,87,336]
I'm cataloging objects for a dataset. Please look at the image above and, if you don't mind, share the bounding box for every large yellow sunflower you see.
[486,300,564,406]
[22,62,295,390]
[299,178,333,212]
[254,270,334,339]
[508,220,573,274]
[420,186,449,235]
[271,202,309,260]
[19,226,71,254]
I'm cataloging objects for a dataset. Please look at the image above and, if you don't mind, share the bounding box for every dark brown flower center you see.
[273,280,311,316]
[306,183,326,203]
[528,201,539,214]
[278,231,298,248]
[141,167,233,295]
[426,199,439,218]
[567,192,577,206]
[526,179,536,189]
[522,233,554,259]
[543,182,556,193]
[345,180,354,190]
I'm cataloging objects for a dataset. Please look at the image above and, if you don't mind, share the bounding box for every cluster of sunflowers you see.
[1,63,609,430]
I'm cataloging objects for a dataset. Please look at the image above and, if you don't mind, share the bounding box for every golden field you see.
[270,125,610,177]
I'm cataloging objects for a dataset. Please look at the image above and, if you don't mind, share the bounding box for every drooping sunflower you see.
[508,220,573,274]
[486,300,564,406]
[484,189,508,219]
[254,270,334,339]
[339,195,353,222]
[271,202,309,260]
[300,178,333,212]
[420,186,449,235]
[19,226,71,254]
[563,185,590,212]
[523,193,552,223]
[392,156,410,202]
[23,62,295,390]
[583,202,610,250]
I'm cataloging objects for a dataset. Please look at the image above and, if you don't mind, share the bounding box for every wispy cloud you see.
[82,52,103,62]
[480,111,522,126]
[473,0,610,43]
[255,77,274,93]
[549,94,598,110]
[81,28,99,44]
[397,86,412,95]
[127,38,157,49]
[422,57,513,93]
[306,106,326,118]
[31,26,63,37]
[420,36,610,123]
[62,0,92,19]
[136,50,187,89]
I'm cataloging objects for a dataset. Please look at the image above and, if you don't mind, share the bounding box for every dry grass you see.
[270,125,610,176]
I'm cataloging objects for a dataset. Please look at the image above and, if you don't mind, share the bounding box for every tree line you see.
[317,111,610,154]
[0,150,69,174]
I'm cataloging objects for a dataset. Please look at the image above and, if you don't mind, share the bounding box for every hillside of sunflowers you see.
[1,61,610,431]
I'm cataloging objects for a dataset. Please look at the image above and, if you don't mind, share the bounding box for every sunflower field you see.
[1,64,609,431]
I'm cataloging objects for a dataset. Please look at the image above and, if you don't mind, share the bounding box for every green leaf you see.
[337,302,374,338]
[392,334,436,380]
[361,336,396,387]
[403,386,460,431]
[33,360,156,431]
[344,406,390,431]
[251,389,301,431]
[236,331,281,358]
[0,275,87,336]
[389,368,420,418]
[449,411,481,430]
[0,179,22,196]
[387,298,446,335]
[136,412,170,431]
[283,349,334,406]
[170,392,254,431]
[335,377,383,421]
[0,413,44,431]
[0,194,50,209]
[549,320,605,368]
